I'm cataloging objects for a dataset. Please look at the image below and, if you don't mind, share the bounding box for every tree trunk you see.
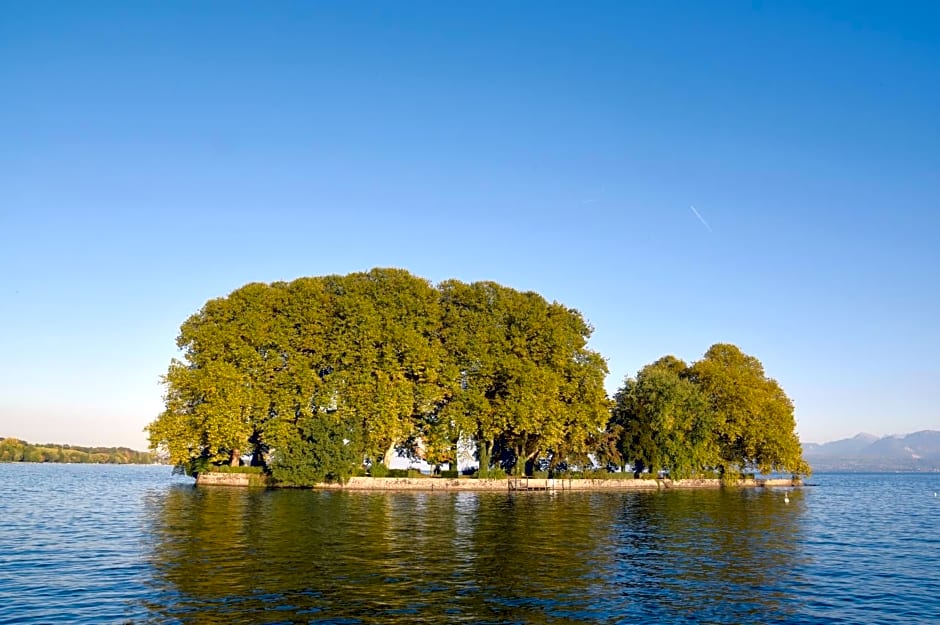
[249,431,265,467]
[478,441,492,473]
[512,446,525,475]
[383,442,397,468]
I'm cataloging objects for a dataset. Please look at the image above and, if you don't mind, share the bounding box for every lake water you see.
[1,465,938,624]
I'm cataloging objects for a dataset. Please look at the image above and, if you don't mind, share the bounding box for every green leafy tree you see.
[0,438,25,462]
[148,357,256,472]
[148,283,284,472]
[687,344,809,477]
[268,414,361,486]
[611,346,808,479]
[326,269,451,466]
[438,280,507,473]
[439,281,608,475]
[612,356,717,479]
[149,268,613,483]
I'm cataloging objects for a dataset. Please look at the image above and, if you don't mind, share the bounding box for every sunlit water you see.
[1,465,938,624]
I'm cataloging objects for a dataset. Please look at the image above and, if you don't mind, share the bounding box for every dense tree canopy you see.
[611,356,717,479]
[688,344,810,476]
[437,280,610,475]
[148,269,808,484]
[612,344,810,479]
[147,269,610,482]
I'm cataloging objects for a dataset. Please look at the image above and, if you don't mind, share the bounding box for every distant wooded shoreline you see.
[0,437,155,464]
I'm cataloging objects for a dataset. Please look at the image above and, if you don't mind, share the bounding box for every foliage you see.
[611,356,717,479]
[593,470,636,480]
[148,269,610,485]
[268,415,359,486]
[383,468,425,478]
[687,344,810,476]
[475,467,507,479]
[438,280,610,475]
[147,269,808,486]
[0,437,154,464]
[612,345,810,480]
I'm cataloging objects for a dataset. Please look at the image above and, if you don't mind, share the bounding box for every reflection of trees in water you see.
[141,487,804,624]
[143,489,440,622]
[608,488,808,622]
[142,488,619,624]
[143,487,436,623]
[462,492,623,624]
[141,485,271,623]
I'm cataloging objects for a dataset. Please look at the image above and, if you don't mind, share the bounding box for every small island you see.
[147,268,810,489]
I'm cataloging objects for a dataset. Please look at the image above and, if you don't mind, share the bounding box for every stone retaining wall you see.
[194,473,802,490]
[759,478,800,487]
[194,472,271,487]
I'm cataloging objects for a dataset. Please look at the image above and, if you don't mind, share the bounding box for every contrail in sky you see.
[690,205,712,232]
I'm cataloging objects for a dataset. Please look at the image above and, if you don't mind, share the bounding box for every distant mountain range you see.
[803,430,940,472]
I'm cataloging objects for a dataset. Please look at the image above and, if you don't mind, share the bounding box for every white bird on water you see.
[784,492,790,504]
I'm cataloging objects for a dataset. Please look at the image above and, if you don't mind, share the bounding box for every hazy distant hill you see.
[803,430,940,472]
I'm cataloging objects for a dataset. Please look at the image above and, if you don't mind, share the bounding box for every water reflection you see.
[607,488,808,623]
[141,486,807,624]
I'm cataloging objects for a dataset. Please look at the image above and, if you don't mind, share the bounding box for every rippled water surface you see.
[1,465,938,624]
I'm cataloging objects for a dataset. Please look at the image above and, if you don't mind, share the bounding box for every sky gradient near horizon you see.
[2,1,938,450]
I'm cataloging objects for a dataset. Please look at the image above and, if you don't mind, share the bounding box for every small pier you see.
[508,477,556,492]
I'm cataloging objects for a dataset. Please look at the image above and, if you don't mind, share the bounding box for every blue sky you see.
[2,1,938,449]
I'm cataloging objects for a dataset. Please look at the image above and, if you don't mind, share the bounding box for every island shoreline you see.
[194,472,802,490]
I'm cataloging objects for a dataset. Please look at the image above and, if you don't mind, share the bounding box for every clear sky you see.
[2,1,938,450]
